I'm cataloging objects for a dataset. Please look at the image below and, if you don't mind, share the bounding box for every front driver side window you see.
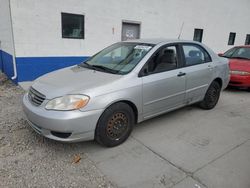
[146,46,178,74]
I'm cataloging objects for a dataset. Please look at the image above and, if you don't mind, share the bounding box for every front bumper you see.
[22,93,104,142]
[229,74,250,87]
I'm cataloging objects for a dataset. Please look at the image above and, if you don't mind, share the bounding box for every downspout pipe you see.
[9,0,17,81]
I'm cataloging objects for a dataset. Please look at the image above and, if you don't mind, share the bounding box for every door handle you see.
[177,72,186,77]
[208,65,213,70]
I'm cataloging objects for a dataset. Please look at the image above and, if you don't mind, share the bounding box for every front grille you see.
[28,87,46,106]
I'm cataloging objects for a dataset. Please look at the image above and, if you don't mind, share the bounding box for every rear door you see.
[141,44,186,119]
[180,43,213,104]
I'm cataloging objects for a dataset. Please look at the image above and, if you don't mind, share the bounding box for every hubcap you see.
[106,112,128,140]
[208,86,219,104]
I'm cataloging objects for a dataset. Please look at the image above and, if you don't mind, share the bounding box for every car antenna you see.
[178,22,184,39]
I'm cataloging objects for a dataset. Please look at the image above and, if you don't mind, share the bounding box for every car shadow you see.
[225,86,250,93]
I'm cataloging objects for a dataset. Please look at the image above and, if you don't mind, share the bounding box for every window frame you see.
[193,28,203,42]
[180,43,212,67]
[228,32,236,45]
[138,43,183,77]
[61,12,85,39]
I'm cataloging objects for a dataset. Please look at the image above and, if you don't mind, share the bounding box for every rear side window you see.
[182,45,211,66]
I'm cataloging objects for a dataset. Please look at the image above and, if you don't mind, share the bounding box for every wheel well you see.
[213,78,223,88]
[109,100,138,123]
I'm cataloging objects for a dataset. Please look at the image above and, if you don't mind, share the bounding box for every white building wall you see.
[10,0,250,57]
[0,0,14,55]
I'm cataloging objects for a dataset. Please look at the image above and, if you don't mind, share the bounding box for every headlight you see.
[230,70,250,75]
[45,95,90,111]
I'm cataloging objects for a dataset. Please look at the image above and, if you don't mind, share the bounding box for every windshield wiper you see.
[79,62,120,74]
[231,56,250,60]
[78,62,95,69]
[91,65,120,74]
[221,55,229,58]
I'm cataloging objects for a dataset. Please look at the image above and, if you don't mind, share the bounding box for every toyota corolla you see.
[23,39,229,147]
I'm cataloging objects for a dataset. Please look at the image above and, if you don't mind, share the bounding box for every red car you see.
[220,45,250,89]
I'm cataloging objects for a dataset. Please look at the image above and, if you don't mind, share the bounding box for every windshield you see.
[79,42,154,74]
[223,47,250,60]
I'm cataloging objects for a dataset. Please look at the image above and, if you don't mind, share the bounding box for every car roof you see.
[123,38,200,45]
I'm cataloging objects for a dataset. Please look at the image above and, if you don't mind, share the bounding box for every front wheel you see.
[95,103,135,147]
[199,81,221,110]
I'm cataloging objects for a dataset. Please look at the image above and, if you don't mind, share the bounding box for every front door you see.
[121,22,140,41]
[141,45,186,119]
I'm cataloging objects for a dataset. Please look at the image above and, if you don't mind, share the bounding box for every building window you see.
[193,29,203,42]
[245,34,250,45]
[61,13,84,39]
[228,32,236,45]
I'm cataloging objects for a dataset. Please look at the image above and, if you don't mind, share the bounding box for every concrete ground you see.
[83,88,250,188]
[1,76,250,187]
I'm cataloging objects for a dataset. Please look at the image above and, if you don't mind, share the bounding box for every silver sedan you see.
[23,39,229,147]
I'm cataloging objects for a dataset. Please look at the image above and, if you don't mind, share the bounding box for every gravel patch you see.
[0,73,115,188]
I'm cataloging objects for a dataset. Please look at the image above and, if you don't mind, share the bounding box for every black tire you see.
[199,81,221,110]
[95,102,135,147]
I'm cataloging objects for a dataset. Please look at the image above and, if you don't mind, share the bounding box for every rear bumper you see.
[229,74,250,87]
[22,93,104,142]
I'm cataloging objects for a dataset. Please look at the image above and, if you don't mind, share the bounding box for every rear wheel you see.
[199,81,221,110]
[95,102,135,147]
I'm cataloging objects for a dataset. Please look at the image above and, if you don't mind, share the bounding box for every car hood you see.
[32,66,122,99]
[229,58,250,72]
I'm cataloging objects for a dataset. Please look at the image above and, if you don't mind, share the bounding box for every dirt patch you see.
[0,73,114,188]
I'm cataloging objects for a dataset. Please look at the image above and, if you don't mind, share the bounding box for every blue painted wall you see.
[0,49,89,83]
[16,56,89,82]
[0,50,17,83]
[0,50,3,71]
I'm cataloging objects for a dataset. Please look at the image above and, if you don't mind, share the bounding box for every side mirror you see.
[138,67,148,77]
[218,53,224,57]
